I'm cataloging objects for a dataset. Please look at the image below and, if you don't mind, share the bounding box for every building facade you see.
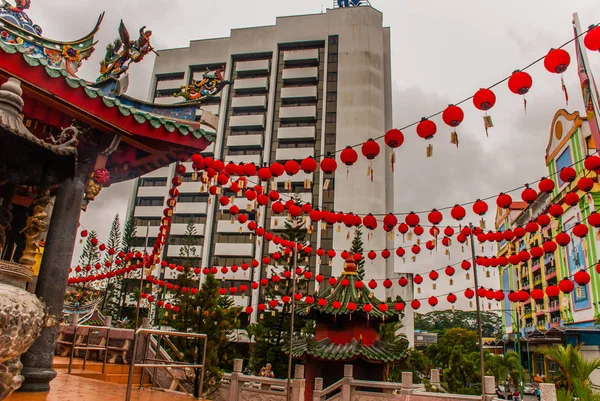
[127,5,414,340]
[495,109,600,379]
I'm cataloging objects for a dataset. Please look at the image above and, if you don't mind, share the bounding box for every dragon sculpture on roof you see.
[0,0,41,35]
[98,20,154,81]
[173,67,231,103]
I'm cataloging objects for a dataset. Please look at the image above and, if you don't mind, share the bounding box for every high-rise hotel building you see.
[127,3,414,341]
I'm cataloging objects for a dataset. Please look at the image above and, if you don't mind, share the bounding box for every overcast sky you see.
[26,0,600,311]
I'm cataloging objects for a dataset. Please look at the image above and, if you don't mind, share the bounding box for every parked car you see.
[524,384,536,395]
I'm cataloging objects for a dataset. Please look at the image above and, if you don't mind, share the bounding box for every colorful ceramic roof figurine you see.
[0,2,228,187]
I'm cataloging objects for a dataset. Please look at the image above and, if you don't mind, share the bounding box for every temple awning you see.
[288,337,406,363]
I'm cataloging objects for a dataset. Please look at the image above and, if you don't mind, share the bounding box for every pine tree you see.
[117,211,136,319]
[350,226,365,280]
[101,214,123,320]
[75,230,101,301]
[167,220,240,396]
[247,194,309,376]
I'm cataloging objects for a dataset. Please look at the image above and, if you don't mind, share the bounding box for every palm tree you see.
[538,344,600,400]
[485,351,520,392]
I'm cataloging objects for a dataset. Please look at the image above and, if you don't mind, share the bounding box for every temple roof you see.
[296,259,403,323]
[289,337,406,363]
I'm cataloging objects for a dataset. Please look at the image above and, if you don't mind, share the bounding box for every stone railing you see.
[216,359,305,401]
[313,366,559,401]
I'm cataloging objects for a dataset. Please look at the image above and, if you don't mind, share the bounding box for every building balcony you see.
[233,77,269,92]
[236,59,270,75]
[134,206,164,217]
[166,244,203,258]
[214,242,254,257]
[217,220,251,233]
[141,166,171,178]
[179,181,203,193]
[174,202,208,215]
[275,147,314,161]
[279,105,317,121]
[218,197,253,211]
[277,126,316,142]
[135,225,160,238]
[226,134,264,149]
[137,186,167,197]
[163,268,183,280]
[281,85,318,101]
[284,49,319,64]
[282,67,319,83]
[531,263,541,273]
[156,77,186,91]
[231,95,267,110]
[550,321,561,328]
[548,301,560,313]
[229,114,266,129]
[169,223,205,236]
[225,154,261,165]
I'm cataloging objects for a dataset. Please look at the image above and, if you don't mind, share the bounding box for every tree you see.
[415,309,503,338]
[101,214,122,319]
[118,211,137,320]
[538,344,600,401]
[180,220,201,264]
[350,227,365,280]
[394,349,433,383]
[247,194,309,377]
[485,351,520,392]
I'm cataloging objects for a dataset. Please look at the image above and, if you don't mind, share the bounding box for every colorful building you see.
[495,109,600,380]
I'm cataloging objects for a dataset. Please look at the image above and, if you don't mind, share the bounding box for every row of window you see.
[140,178,167,187]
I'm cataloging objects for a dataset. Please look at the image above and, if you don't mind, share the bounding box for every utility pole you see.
[286,226,299,401]
[134,222,150,329]
[468,223,486,400]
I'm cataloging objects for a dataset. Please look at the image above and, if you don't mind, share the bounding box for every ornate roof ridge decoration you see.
[173,66,231,103]
[0,77,77,156]
[98,20,154,82]
[296,258,403,322]
[0,40,216,142]
[0,2,104,76]
[287,337,405,363]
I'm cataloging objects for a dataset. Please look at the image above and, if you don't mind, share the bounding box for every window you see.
[134,217,161,227]
[168,235,204,245]
[136,197,164,207]
[326,92,337,102]
[327,72,337,82]
[555,148,572,186]
[181,174,197,183]
[326,112,337,123]
[172,215,206,224]
[328,54,338,63]
[328,36,339,45]
[130,237,157,247]
[140,178,167,187]
[228,149,261,156]
[178,194,208,203]
[325,134,336,145]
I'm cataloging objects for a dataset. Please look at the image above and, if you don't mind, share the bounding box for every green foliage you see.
[121,210,136,253]
[350,227,365,280]
[78,230,100,270]
[538,344,600,401]
[415,309,502,338]
[102,214,123,320]
[485,351,520,391]
[179,220,201,265]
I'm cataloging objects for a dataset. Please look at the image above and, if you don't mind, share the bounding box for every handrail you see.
[320,379,343,397]
[68,324,112,375]
[125,328,208,401]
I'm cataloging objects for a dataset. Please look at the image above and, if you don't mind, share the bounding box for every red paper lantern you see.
[521,187,538,204]
[544,48,571,74]
[464,288,475,299]
[559,278,575,294]
[445,266,456,276]
[585,25,600,51]
[584,155,600,172]
[378,303,389,312]
[320,156,337,174]
[473,199,488,216]
[451,205,466,221]
[411,244,421,254]
[574,270,591,286]
[565,192,580,207]
[340,146,358,166]
[363,304,373,313]
[473,88,496,111]
[494,291,505,302]
[508,70,533,95]
[537,214,551,227]
[257,166,272,181]
[531,288,544,300]
[549,204,564,217]
[416,118,437,139]
[546,285,560,298]
[428,209,443,225]
[525,221,539,233]
[573,223,589,238]
[559,167,577,183]
[361,139,380,160]
[347,301,357,312]
[444,226,455,237]
[367,250,377,260]
[497,193,513,209]
[394,302,405,312]
[410,299,421,310]
[398,277,409,287]
[507,291,518,303]
[381,249,391,259]
[543,240,558,253]
[461,260,471,270]
[578,177,594,192]
[413,275,423,285]
[442,104,464,127]
[589,212,600,228]
[363,214,378,230]
[428,270,439,281]
[318,298,327,307]
[301,157,318,174]
[384,129,405,148]
[447,293,457,304]
[530,246,544,259]
[383,213,398,231]
[270,162,285,177]
[428,296,438,307]
[284,160,300,176]
[477,287,487,298]
[405,212,420,227]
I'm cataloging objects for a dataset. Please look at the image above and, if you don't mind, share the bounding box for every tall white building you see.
[128,3,414,342]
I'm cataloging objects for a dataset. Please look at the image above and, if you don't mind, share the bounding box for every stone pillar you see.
[292,365,305,401]
[103,316,112,327]
[483,376,496,401]
[313,378,323,401]
[20,155,93,392]
[540,383,556,401]
[228,359,243,401]
[430,369,440,386]
[341,365,353,401]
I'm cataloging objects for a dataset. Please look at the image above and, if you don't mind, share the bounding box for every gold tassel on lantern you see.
[426,144,433,158]
[450,131,459,148]
[449,279,453,286]
[390,152,396,172]
[480,219,486,229]
[304,179,311,190]
[483,115,493,137]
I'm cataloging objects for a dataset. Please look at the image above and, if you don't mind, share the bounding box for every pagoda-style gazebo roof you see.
[290,337,405,363]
